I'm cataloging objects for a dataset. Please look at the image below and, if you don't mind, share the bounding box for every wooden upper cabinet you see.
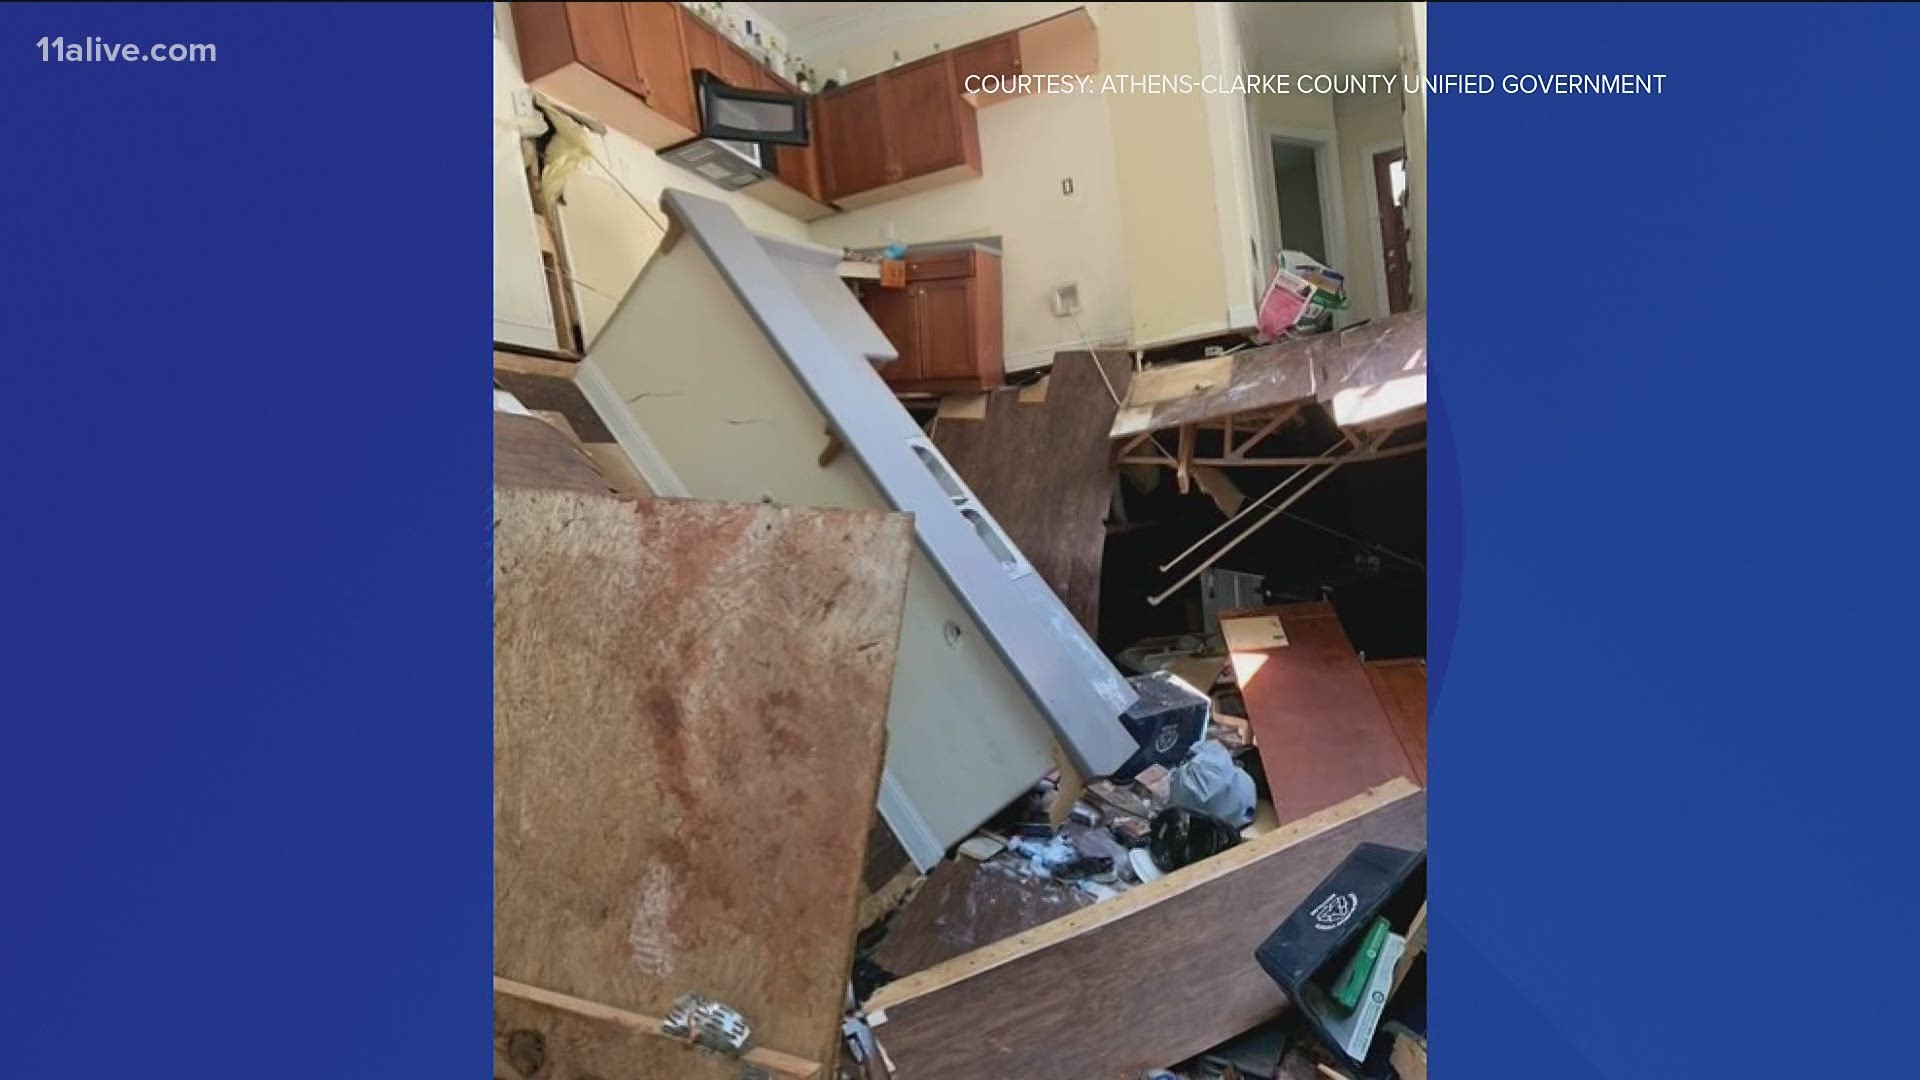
[881,54,968,179]
[679,8,721,79]
[916,280,978,381]
[624,2,695,131]
[550,2,642,93]
[819,80,890,200]
[953,33,1021,96]
[718,40,759,88]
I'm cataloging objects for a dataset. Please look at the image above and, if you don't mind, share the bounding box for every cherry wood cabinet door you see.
[624,2,696,131]
[820,80,890,200]
[679,9,721,80]
[719,41,759,87]
[953,33,1021,91]
[880,55,966,178]
[566,2,641,95]
[864,287,922,383]
[916,280,977,381]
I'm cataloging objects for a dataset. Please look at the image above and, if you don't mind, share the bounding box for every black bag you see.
[1254,843,1426,1067]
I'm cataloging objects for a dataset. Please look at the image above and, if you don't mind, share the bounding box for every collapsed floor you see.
[492,194,1428,1080]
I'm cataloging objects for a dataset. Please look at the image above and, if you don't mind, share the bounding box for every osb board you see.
[932,351,1132,634]
[1110,313,1427,439]
[1226,603,1418,824]
[494,412,618,496]
[494,488,913,1070]
[1365,659,1428,786]
[863,782,1427,1080]
[869,859,1092,980]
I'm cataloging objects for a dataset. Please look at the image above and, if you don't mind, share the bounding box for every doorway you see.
[1268,136,1335,266]
[1370,147,1412,313]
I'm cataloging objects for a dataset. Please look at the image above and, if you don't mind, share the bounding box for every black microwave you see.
[692,69,808,145]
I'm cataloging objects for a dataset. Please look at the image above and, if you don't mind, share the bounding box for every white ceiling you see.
[1239,2,1402,78]
[750,2,880,38]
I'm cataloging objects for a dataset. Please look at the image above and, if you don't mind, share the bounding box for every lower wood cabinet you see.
[860,249,1003,394]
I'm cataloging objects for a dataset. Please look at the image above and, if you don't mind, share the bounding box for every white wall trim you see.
[1358,136,1406,322]
[1264,125,1347,278]
[574,358,691,497]
[1002,326,1132,373]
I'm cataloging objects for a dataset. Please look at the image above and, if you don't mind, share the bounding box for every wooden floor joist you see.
[494,977,822,1080]
[862,779,1427,1080]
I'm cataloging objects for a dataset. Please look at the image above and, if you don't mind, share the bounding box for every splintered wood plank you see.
[863,782,1426,1080]
[1364,659,1428,785]
[1226,603,1418,824]
[494,488,913,1072]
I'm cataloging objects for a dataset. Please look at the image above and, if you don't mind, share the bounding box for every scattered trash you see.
[1110,816,1152,848]
[1069,800,1103,827]
[1135,764,1174,806]
[1006,833,1079,878]
[1087,779,1155,821]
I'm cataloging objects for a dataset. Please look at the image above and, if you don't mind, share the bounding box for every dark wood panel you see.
[625,2,696,131]
[1365,659,1427,786]
[864,285,920,383]
[819,79,889,199]
[881,54,965,178]
[1227,603,1419,824]
[933,352,1132,634]
[916,280,976,381]
[864,783,1427,1080]
[870,859,1093,979]
[564,1,641,94]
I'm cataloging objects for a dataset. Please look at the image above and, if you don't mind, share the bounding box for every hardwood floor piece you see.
[1226,603,1419,824]
[932,351,1133,634]
[495,488,913,1073]
[863,782,1426,1080]
[870,859,1093,979]
[1363,658,1427,785]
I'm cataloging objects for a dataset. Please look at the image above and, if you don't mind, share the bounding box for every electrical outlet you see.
[1051,282,1080,317]
[1061,177,1074,196]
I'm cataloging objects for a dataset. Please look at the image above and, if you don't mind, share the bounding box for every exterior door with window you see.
[1373,148,1413,313]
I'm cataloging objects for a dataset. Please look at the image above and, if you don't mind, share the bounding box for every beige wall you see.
[806,88,1133,372]
[812,2,1252,362]
[797,2,1084,83]
[1332,90,1405,321]
[492,2,807,348]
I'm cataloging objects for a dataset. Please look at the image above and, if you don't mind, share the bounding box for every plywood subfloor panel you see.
[864,782,1427,1080]
[1364,659,1427,786]
[933,351,1132,634]
[1227,603,1418,824]
[869,858,1093,979]
[494,488,913,1070]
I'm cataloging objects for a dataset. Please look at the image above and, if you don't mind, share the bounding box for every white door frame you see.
[1262,126,1347,286]
[1359,137,1409,320]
